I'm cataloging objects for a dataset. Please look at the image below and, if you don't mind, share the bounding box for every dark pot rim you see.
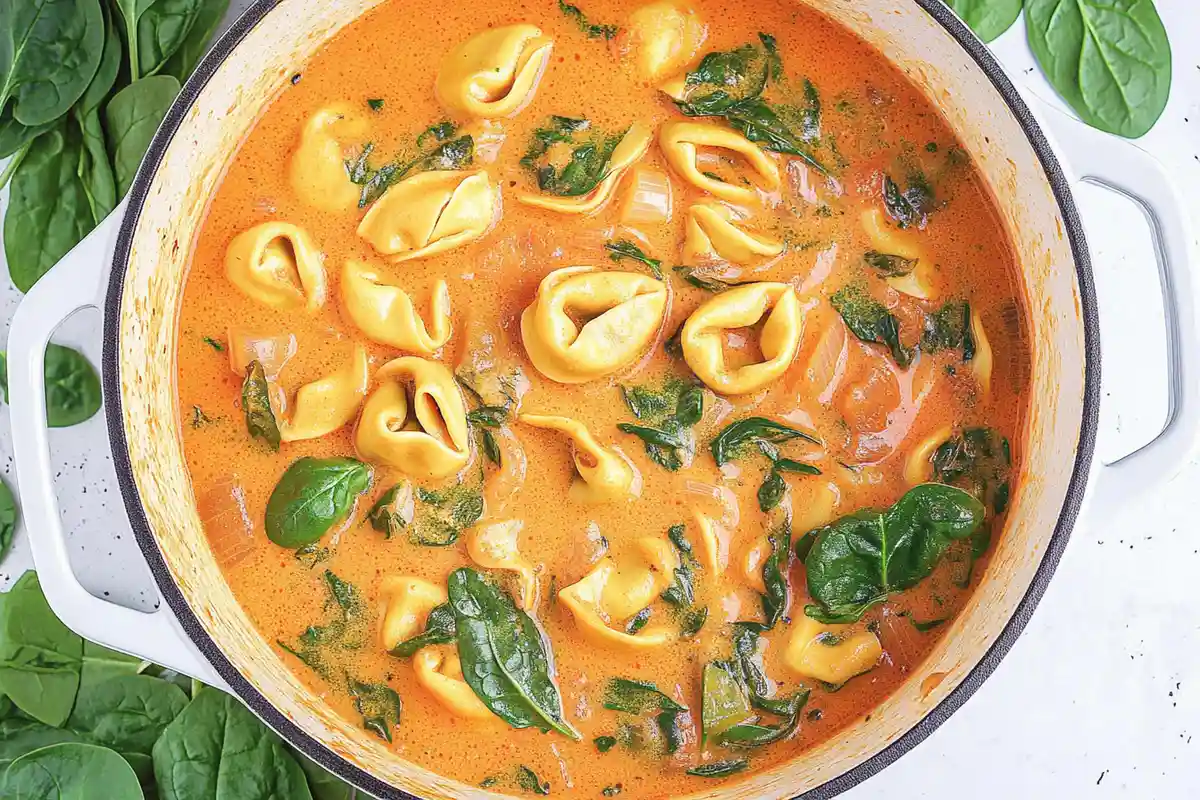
[101,2,1100,797]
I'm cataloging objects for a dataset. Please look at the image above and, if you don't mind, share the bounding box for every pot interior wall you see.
[114,0,1085,797]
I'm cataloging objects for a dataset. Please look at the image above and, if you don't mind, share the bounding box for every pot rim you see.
[100,1,1101,797]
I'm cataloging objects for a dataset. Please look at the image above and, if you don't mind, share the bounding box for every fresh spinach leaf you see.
[687,759,749,778]
[241,360,280,450]
[803,484,985,623]
[516,764,550,794]
[265,457,373,548]
[830,284,914,368]
[557,0,618,39]
[944,0,1023,42]
[0,477,17,564]
[365,483,413,539]
[67,674,189,765]
[0,571,83,726]
[347,677,401,742]
[160,0,230,80]
[45,344,102,427]
[388,602,456,658]
[294,749,358,800]
[605,240,663,279]
[136,0,206,78]
[863,251,916,278]
[152,687,314,799]
[711,417,819,466]
[0,718,84,769]
[4,126,95,292]
[1,742,143,799]
[1025,0,1171,138]
[447,567,580,739]
[521,115,623,197]
[104,75,181,196]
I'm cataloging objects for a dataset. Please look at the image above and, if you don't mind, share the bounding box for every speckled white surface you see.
[0,1,1197,796]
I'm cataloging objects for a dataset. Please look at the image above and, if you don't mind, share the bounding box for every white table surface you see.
[2,2,1198,797]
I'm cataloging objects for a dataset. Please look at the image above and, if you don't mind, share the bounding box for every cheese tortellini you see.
[660,121,781,205]
[378,576,447,652]
[625,1,707,83]
[520,415,638,503]
[279,345,370,442]
[289,105,370,213]
[559,537,679,649]
[436,25,553,118]
[355,357,470,478]
[341,262,452,354]
[861,208,935,300]
[225,222,327,312]
[681,282,803,395]
[414,646,497,721]
[466,520,538,610]
[782,616,882,685]
[517,122,654,214]
[684,202,784,265]
[969,311,993,395]
[521,267,668,383]
[358,170,498,262]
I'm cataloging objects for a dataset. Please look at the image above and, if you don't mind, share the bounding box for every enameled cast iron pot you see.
[7,1,1198,797]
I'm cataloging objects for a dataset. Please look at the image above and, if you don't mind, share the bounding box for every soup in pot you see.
[176,0,1029,795]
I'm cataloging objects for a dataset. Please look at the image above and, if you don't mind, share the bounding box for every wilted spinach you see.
[830,284,914,368]
[278,570,367,678]
[687,759,749,778]
[882,173,934,229]
[241,360,280,450]
[931,427,1012,516]
[347,678,401,742]
[348,122,474,206]
[265,457,373,548]
[922,300,976,360]
[710,417,819,466]
[516,764,551,794]
[618,381,704,471]
[658,524,708,638]
[605,240,663,279]
[603,678,687,755]
[673,266,738,293]
[366,483,413,539]
[863,251,916,278]
[557,0,618,39]
[387,602,456,658]
[521,115,624,197]
[411,484,484,546]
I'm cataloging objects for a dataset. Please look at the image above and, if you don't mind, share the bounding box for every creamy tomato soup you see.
[176,0,1029,795]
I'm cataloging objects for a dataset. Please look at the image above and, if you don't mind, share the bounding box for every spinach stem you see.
[0,141,32,193]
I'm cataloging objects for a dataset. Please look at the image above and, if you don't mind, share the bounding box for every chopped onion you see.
[228,330,296,380]
[198,477,255,567]
[466,119,506,164]
[620,166,673,226]
[684,480,740,530]
[483,426,527,513]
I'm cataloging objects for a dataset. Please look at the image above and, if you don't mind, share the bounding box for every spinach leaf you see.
[72,5,121,223]
[1,742,143,799]
[605,240,663,279]
[673,266,738,293]
[152,688,314,800]
[931,427,1012,516]
[265,457,372,548]
[4,126,95,292]
[411,484,483,546]
[617,382,703,471]
[45,344,102,427]
[602,678,686,714]
[624,607,651,634]
[710,417,819,466]
[347,678,401,742]
[0,0,105,127]
[0,477,17,564]
[557,0,618,39]
[882,174,934,229]
[830,284,914,368]
[0,718,84,769]
[516,764,550,794]
[278,571,367,678]
[104,75,181,196]
[944,0,1023,42]
[0,571,83,726]
[687,759,749,778]
[447,567,580,739]
[803,484,985,623]
[863,251,916,278]
[388,602,456,657]
[295,749,358,800]
[67,674,189,764]
[658,525,707,638]
[350,125,474,207]
[520,116,623,197]
[1025,0,1171,138]
[594,735,617,752]
[921,300,975,359]
[241,360,280,450]
[365,483,413,539]
[161,0,230,80]
[79,640,141,686]
[136,0,205,78]
[758,521,791,629]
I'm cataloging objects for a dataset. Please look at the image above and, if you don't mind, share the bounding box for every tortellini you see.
[969,311,993,395]
[782,616,882,685]
[225,222,327,312]
[436,25,553,118]
[378,576,447,651]
[521,267,668,383]
[357,170,498,262]
[625,1,707,83]
[517,123,654,215]
[861,208,935,300]
[743,481,838,591]
[520,415,638,503]
[279,345,370,442]
[340,261,452,354]
[683,202,784,265]
[558,537,679,649]
[289,105,370,213]
[659,121,781,205]
[355,357,470,479]
[413,646,497,721]
[694,512,727,576]
[466,520,538,610]
[681,282,803,395]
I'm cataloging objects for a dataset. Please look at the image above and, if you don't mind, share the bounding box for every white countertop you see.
[1,2,1197,797]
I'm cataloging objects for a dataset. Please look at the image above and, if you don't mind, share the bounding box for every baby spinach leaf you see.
[265,457,373,548]
[516,764,550,794]
[4,126,95,292]
[79,640,142,686]
[161,0,230,80]
[0,571,83,726]
[0,718,84,769]
[803,484,986,623]
[72,5,121,223]
[521,116,623,197]
[365,483,413,539]
[1,742,143,799]
[863,251,916,278]
[711,417,819,466]
[0,0,106,127]
[830,284,914,368]
[152,687,314,800]
[136,0,205,78]
[603,678,686,715]
[45,344,102,427]
[944,0,1023,42]
[557,0,618,39]
[921,300,976,359]
[605,240,663,279]
[932,427,1012,516]
[347,677,401,742]
[242,360,279,450]
[104,75,181,196]
[447,567,580,739]
[687,758,749,778]
[0,477,17,564]
[1025,0,1171,138]
[411,484,483,546]
[67,674,189,763]
[388,602,456,658]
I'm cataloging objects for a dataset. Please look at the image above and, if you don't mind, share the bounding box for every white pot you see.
[7,1,1197,797]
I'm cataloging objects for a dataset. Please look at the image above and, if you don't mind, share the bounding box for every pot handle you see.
[7,206,228,691]
[1032,99,1200,522]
